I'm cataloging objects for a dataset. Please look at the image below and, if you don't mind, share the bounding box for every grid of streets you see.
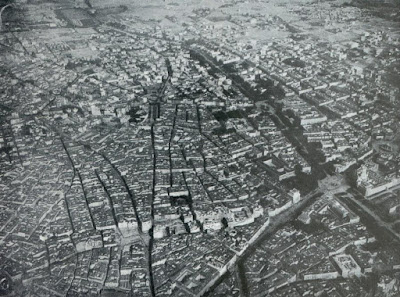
[1,0,400,297]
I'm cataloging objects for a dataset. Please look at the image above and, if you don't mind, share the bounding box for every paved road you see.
[336,192,400,244]
[203,189,322,297]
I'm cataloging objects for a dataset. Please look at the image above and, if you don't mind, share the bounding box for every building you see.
[333,254,362,278]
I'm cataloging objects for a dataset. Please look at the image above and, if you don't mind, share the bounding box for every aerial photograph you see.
[0,0,400,296]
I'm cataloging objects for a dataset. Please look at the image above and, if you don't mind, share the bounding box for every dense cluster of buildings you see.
[1,0,400,296]
[218,191,400,297]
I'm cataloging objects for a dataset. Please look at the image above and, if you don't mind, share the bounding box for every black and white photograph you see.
[1,0,400,296]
